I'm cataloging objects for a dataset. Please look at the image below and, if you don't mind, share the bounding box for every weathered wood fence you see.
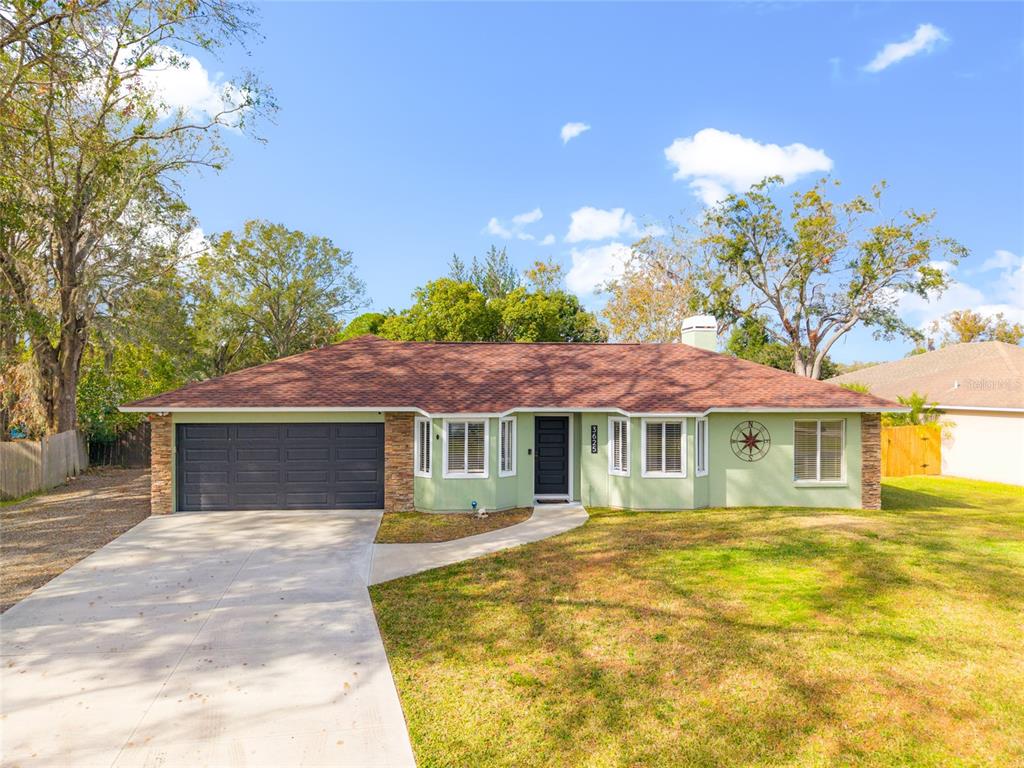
[89,421,151,468]
[881,424,942,477]
[0,430,88,500]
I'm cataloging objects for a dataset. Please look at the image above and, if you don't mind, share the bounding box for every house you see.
[830,341,1024,486]
[121,320,900,514]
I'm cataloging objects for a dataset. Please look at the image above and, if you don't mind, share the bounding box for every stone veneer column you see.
[149,413,174,515]
[861,412,881,510]
[384,412,415,512]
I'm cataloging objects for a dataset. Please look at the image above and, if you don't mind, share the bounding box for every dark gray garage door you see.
[176,423,384,511]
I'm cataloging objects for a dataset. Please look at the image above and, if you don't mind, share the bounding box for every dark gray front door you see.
[176,423,384,511]
[534,416,569,496]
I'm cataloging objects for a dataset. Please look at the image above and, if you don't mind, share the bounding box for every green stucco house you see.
[123,321,896,515]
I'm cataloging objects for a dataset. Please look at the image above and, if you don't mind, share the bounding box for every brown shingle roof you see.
[123,335,898,414]
[829,341,1024,410]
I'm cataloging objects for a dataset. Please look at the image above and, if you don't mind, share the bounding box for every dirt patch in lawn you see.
[784,513,892,536]
[375,508,533,543]
[0,468,150,612]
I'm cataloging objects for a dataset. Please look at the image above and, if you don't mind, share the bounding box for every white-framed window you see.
[608,417,630,476]
[641,419,686,477]
[695,417,709,477]
[414,417,432,477]
[794,420,845,483]
[499,416,516,477]
[443,418,489,478]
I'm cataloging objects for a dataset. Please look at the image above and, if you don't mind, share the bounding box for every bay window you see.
[444,419,489,478]
[642,419,685,477]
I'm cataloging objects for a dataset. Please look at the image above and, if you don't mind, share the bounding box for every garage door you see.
[176,423,384,511]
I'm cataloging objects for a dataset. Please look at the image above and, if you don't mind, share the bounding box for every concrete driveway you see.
[1,509,416,768]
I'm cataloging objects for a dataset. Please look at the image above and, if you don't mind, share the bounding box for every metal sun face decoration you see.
[730,420,771,462]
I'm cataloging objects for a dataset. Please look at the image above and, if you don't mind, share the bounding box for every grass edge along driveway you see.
[371,477,1024,768]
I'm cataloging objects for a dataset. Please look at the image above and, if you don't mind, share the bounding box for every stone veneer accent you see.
[384,412,415,512]
[150,413,174,515]
[861,412,881,510]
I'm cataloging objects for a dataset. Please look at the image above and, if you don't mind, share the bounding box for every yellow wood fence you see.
[881,424,942,477]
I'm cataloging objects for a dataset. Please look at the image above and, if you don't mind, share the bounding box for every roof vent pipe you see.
[680,315,717,351]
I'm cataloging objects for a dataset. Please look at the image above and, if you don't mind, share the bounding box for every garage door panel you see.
[286,469,330,483]
[286,447,331,461]
[181,424,230,440]
[284,424,331,439]
[183,470,228,484]
[235,447,282,462]
[177,422,384,511]
[234,424,281,440]
[183,448,230,462]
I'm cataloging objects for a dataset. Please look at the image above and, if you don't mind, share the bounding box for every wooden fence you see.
[89,421,151,468]
[0,430,88,500]
[881,424,942,477]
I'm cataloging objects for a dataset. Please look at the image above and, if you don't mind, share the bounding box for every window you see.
[642,419,686,477]
[414,417,432,477]
[499,417,516,476]
[444,419,488,478]
[695,417,708,477]
[608,417,629,476]
[794,420,845,482]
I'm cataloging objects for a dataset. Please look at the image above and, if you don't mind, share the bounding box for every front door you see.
[534,416,569,496]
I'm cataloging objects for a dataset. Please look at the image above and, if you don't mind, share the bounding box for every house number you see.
[590,425,599,453]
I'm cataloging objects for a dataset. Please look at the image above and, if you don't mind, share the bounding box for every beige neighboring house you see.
[830,342,1024,486]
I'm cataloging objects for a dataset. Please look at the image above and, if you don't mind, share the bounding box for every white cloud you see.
[134,46,247,124]
[539,234,556,246]
[512,208,543,226]
[664,128,833,206]
[485,208,544,241]
[900,251,1024,331]
[566,207,642,243]
[561,122,590,144]
[566,242,632,295]
[863,23,948,73]
[980,249,1021,273]
[485,217,512,239]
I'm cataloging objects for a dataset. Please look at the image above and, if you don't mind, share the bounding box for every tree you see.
[920,309,1024,349]
[0,0,271,433]
[380,262,606,343]
[336,312,392,342]
[600,236,696,342]
[380,279,498,342]
[725,316,839,378]
[882,392,942,427]
[193,221,366,367]
[495,287,605,342]
[76,340,186,441]
[676,177,966,379]
[448,245,520,299]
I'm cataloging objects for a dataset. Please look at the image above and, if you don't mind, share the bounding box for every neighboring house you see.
[830,341,1024,486]
[121,321,900,514]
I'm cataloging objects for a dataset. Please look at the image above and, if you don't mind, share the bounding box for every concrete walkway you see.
[1,509,416,768]
[370,503,589,585]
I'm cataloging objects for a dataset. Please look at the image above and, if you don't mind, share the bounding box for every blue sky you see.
[175,2,1024,363]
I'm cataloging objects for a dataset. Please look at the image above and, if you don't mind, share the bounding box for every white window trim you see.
[793,419,847,485]
[607,416,630,477]
[695,417,709,477]
[640,418,687,478]
[413,417,432,478]
[499,416,516,477]
[442,418,490,479]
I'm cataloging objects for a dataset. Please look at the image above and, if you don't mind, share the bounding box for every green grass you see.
[371,477,1024,767]
[375,508,533,543]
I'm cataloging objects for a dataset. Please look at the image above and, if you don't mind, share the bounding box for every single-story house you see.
[830,341,1023,486]
[122,320,900,514]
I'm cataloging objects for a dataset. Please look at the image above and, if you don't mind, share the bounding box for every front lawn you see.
[375,508,533,543]
[371,477,1024,767]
